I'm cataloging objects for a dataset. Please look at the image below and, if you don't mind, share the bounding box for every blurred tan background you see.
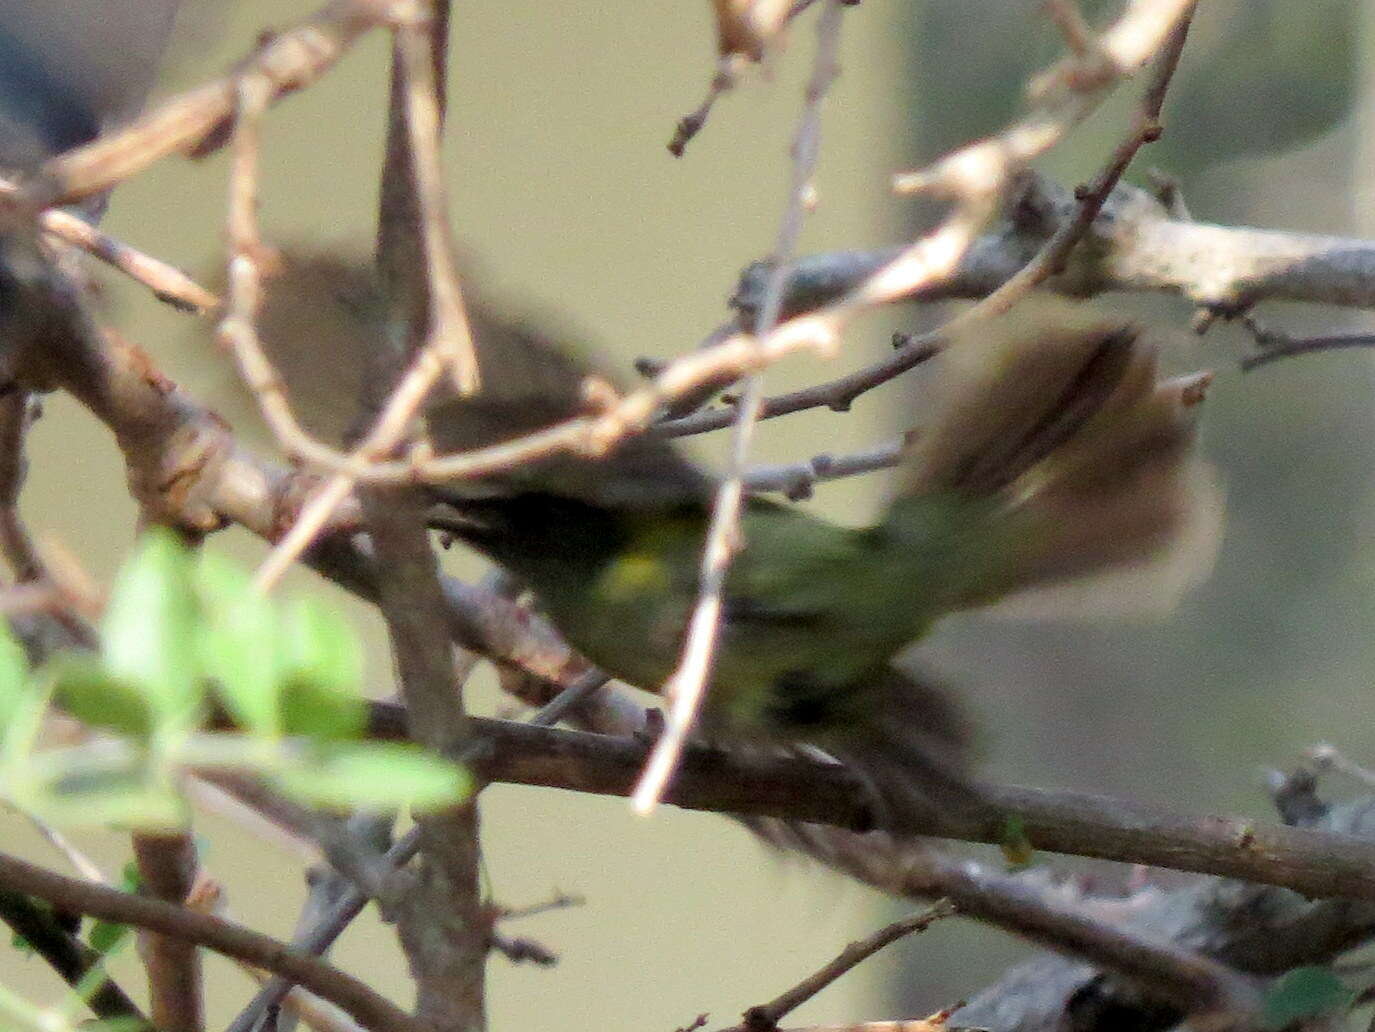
[7,0,1375,1028]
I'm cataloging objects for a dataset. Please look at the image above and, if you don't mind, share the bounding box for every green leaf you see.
[198,556,282,737]
[88,862,142,954]
[86,1019,148,1032]
[274,743,471,812]
[278,597,366,741]
[0,622,30,729]
[102,530,203,730]
[279,679,367,743]
[49,657,154,739]
[282,597,362,696]
[87,917,131,956]
[1261,967,1354,1030]
[23,749,184,830]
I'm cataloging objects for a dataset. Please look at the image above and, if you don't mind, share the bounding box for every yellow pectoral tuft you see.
[599,552,672,601]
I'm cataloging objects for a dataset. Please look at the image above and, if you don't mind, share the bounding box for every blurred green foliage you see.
[1,530,470,829]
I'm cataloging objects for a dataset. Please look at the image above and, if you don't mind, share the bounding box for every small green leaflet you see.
[1260,967,1354,1030]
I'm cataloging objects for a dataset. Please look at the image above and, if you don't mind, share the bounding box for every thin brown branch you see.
[951,769,1375,1031]
[1241,332,1375,371]
[953,4,1194,324]
[16,0,1200,531]
[0,887,150,1028]
[916,855,1259,1023]
[15,0,408,210]
[669,0,855,156]
[721,901,957,1032]
[493,891,586,923]
[357,709,1375,905]
[655,335,940,437]
[252,29,479,593]
[634,0,848,813]
[488,931,558,967]
[0,390,43,582]
[364,6,487,1030]
[0,847,432,1032]
[685,5,1194,432]
[45,216,219,314]
[220,676,597,1032]
[362,489,488,1032]
[390,7,480,394]
[474,674,1272,1026]
[132,832,206,1032]
[1044,0,1095,55]
[743,437,906,499]
[756,828,1262,1025]
[12,262,593,694]
[667,62,737,158]
[0,179,218,312]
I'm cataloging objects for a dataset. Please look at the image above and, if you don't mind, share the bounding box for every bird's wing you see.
[892,300,1223,618]
[254,251,714,509]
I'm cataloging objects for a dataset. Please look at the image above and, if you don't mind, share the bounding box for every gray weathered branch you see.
[953,771,1375,1032]
[732,177,1375,322]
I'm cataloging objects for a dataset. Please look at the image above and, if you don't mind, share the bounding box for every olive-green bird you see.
[254,255,1222,825]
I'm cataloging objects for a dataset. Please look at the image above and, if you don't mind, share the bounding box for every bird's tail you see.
[888,304,1222,619]
[828,663,982,831]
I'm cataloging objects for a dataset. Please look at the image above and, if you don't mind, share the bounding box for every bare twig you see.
[18,272,595,697]
[363,485,488,1032]
[363,5,487,1029]
[388,7,480,394]
[0,887,150,1028]
[18,0,1201,540]
[493,891,586,923]
[632,0,847,815]
[720,901,958,1032]
[667,62,738,158]
[1044,0,1095,55]
[876,0,1196,321]
[951,4,1194,324]
[15,0,409,210]
[488,932,558,967]
[749,187,1375,324]
[232,3,479,596]
[670,1,1197,441]
[0,390,43,582]
[950,770,1375,1031]
[655,335,941,438]
[362,709,1375,905]
[1241,331,1375,371]
[760,830,1262,1025]
[743,438,905,499]
[21,812,106,885]
[0,178,216,312]
[526,670,611,726]
[223,679,598,1032]
[0,847,431,1032]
